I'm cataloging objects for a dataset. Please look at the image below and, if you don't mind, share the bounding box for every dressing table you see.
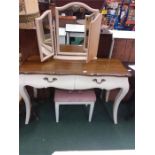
[19,56,130,125]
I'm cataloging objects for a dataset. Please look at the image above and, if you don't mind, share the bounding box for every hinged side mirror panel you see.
[35,10,55,62]
[87,13,102,62]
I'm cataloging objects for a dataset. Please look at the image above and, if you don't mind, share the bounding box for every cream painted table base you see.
[19,74,129,124]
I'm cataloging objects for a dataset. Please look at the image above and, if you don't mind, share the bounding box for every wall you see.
[52,0,104,9]
[112,38,135,63]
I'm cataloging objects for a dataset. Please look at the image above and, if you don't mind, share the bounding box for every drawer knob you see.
[92,78,106,84]
[43,77,57,83]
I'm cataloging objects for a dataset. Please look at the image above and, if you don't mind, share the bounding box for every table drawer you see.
[75,76,128,90]
[20,74,75,89]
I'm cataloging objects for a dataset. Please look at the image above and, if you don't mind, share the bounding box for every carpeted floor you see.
[19,90,135,155]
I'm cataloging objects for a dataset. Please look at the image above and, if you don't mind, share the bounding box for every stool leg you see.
[55,103,59,123]
[89,103,95,122]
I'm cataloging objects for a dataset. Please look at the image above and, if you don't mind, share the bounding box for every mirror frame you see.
[55,2,99,59]
[35,2,102,62]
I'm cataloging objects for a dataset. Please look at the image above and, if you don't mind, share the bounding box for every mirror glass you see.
[35,10,54,62]
[57,5,94,55]
[42,15,53,50]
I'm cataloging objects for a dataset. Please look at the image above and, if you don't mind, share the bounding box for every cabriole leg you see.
[19,85,31,124]
[113,84,129,124]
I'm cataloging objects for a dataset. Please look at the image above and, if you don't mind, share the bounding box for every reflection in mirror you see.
[55,2,99,58]
[35,10,54,62]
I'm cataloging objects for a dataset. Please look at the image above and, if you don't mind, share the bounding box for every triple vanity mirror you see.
[35,2,102,62]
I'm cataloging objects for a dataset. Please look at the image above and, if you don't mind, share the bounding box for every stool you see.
[54,89,96,123]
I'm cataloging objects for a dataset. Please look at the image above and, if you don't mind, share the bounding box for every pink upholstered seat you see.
[54,89,96,122]
[54,89,96,102]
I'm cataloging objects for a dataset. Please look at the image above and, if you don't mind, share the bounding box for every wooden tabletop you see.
[20,56,131,77]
